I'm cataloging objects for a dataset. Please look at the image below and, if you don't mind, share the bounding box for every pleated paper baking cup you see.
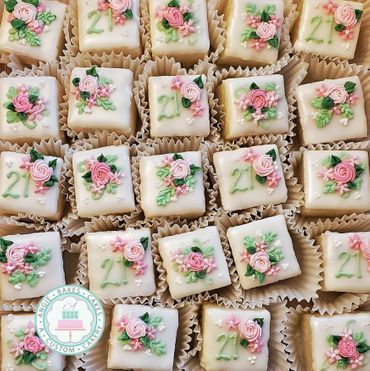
[215,0,297,73]
[215,204,321,307]
[59,52,144,142]
[136,56,220,142]
[212,55,308,146]
[80,302,199,371]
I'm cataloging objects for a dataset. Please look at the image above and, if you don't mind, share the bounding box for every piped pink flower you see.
[240,148,257,162]
[190,101,205,117]
[179,20,195,36]
[348,234,363,250]
[224,315,240,330]
[111,236,127,252]
[249,38,266,52]
[267,172,281,188]
[171,76,184,90]
[323,0,338,15]
[326,347,341,364]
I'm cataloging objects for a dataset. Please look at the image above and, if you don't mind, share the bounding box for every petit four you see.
[72,145,136,218]
[201,304,271,371]
[0,149,63,220]
[0,76,61,143]
[1,313,65,371]
[148,75,210,138]
[0,0,67,62]
[296,76,367,145]
[227,215,301,290]
[148,0,210,65]
[294,0,364,60]
[67,66,136,136]
[301,312,370,371]
[139,151,205,218]
[219,74,289,139]
[85,229,156,300]
[157,226,231,300]
[107,304,178,370]
[77,0,142,57]
[221,0,284,67]
[213,144,288,212]
[320,231,370,294]
[302,150,370,216]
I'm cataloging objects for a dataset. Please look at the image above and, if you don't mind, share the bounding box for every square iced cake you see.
[72,145,136,218]
[219,74,289,139]
[148,0,210,65]
[139,151,205,218]
[201,304,271,371]
[0,0,67,62]
[77,0,141,57]
[213,144,288,212]
[320,231,370,294]
[226,215,301,290]
[221,0,284,67]
[67,66,136,136]
[107,304,178,370]
[0,231,65,301]
[0,149,63,220]
[157,226,231,300]
[85,228,156,300]
[1,313,65,371]
[294,0,364,60]
[0,76,61,143]
[301,312,370,371]
[148,75,210,137]
[296,76,367,145]
[302,150,370,216]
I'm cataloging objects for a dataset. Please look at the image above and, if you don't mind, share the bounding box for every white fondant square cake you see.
[219,74,289,139]
[320,231,370,294]
[0,76,61,143]
[139,151,205,218]
[85,228,156,300]
[296,76,367,145]
[0,231,65,301]
[0,149,63,220]
[67,66,136,136]
[157,226,231,300]
[77,0,142,57]
[72,145,136,218]
[107,304,178,370]
[148,75,210,137]
[201,304,271,371]
[302,150,370,216]
[226,215,301,290]
[213,144,288,212]
[294,0,364,60]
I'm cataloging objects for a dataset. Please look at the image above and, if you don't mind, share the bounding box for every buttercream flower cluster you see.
[348,234,370,272]
[97,0,133,25]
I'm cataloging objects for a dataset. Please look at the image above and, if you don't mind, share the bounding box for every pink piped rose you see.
[253,155,275,177]
[30,160,53,183]
[13,3,37,24]
[238,319,262,343]
[335,4,357,28]
[23,334,44,354]
[13,93,32,113]
[337,337,359,359]
[28,19,44,34]
[249,251,271,273]
[91,162,112,187]
[360,239,370,261]
[123,240,145,262]
[326,86,348,104]
[170,159,190,179]
[186,252,205,272]
[125,318,147,339]
[5,245,27,265]
[332,160,356,184]
[79,76,98,96]
[165,7,184,28]
[181,82,201,103]
[256,22,277,40]
[248,89,267,110]
[109,0,131,12]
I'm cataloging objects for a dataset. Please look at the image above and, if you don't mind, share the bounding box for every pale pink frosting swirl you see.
[249,251,271,273]
[253,155,275,177]
[181,82,201,103]
[109,0,131,12]
[256,22,277,40]
[123,240,145,262]
[30,160,53,182]
[79,76,98,95]
[248,89,267,110]
[13,3,37,24]
[13,93,32,113]
[5,245,27,265]
[326,86,348,104]
[238,319,262,342]
[23,335,44,354]
[335,4,357,28]
[186,252,205,272]
[125,318,147,339]
[360,240,370,261]
[337,338,359,359]
[166,7,184,28]
[332,160,356,184]
[170,159,190,179]
[91,162,112,187]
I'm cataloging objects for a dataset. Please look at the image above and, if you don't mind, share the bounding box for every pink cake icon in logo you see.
[56,302,85,340]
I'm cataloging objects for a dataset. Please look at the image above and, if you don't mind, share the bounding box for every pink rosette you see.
[13,93,32,113]
[91,162,112,187]
[109,0,131,12]
[337,337,359,359]
[256,22,277,40]
[249,251,271,273]
[30,160,53,183]
[326,86,348,104]
[125,318,147,339]
[23,335,44,354]
[5,245,27,265]
[253,155,275,177]
[360,240,370,261]
[335,4,357,28]
[28,19,44,34]
[248,89,267,110]
[238,319,262,343]
[170,159,190,179]
[123,240,145,262]
[79,76,98,96]
[332,160,356,184]
[12,3,37,24]
[181,82,201,103]
[165,7,184,28]
[185,252,205,272]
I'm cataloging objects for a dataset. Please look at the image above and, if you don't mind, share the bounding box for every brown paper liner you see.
[292,57,370,149]
[67,0,151,61]
[136,56,220,142]
[80,302,199,371]
[215,204,321,307]
[213,55,309,145]
[215,0,298,73]
[59,52,145,142]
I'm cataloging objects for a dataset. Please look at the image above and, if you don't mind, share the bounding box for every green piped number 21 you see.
[305,15,334,44]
